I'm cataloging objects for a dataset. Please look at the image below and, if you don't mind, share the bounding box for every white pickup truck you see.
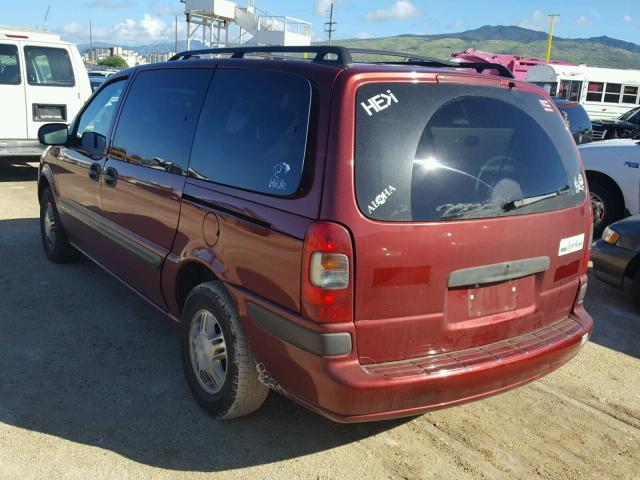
[579,137,640,237]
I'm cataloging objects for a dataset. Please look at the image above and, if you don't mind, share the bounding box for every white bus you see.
[526,64,640,121]
[0,26,91,156]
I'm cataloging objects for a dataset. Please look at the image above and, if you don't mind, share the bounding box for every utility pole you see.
[324,3,336,46]
[89,20,93,63]
[43,5,50,31]
[546,13,560,62]
[175,15,178,53]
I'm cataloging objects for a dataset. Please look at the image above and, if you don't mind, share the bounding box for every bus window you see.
[604,83,622,103]
[557,80,582,102]
[569,81,582,102]
[587,82,604,102]
[623,86,639,105]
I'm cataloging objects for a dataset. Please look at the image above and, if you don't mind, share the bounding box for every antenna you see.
[546,13,560,62]
[324,3,336,46]
[43,5,50,31]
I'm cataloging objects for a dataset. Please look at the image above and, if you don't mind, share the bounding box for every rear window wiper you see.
[502,185,571,212]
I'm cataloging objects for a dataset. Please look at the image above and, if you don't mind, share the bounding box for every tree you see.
[97,55,128,69]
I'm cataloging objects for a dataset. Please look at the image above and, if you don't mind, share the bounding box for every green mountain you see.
[330,26,640,70]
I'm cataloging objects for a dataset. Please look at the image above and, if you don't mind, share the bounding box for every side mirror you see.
[38,123,68,146]
[81,131,107,156]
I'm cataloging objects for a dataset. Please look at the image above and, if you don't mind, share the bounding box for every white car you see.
[0,26,91,156]
[579,137,640,236]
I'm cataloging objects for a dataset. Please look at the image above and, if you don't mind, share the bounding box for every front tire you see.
[589,178,623,238]
[181,281,268,419]
[39,187,77,263]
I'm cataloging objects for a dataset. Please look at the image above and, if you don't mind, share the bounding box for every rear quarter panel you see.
[163,181,313,316]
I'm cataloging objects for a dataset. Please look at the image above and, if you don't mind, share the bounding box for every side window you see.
[604,83,622,104]
[24,46,74,87]
[623,86,639,105]
[110,68,212,176]
[0,44,20,85]
[189,69,312,196]
[73,79,126,144]
[586,82,604,102]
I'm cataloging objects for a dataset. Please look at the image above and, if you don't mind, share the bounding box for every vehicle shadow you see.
[0,157,39,182]
[0,218,408,472]
[585,272,640,359]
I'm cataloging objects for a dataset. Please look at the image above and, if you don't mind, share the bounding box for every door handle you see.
[104,166,118,187]
[88,162,101,182]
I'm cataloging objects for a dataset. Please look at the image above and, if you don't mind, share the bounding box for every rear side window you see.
[559,104,591,133]
[189,69,311,196]
[110,68,212,176]
[24,46,74,87]
[0,44,20,85]
[355,83,585,222]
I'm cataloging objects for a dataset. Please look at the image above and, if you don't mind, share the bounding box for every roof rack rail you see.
[170,46,353,65]
[169,46,514,78]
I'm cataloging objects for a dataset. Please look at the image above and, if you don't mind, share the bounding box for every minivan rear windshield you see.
[355,82,586,222]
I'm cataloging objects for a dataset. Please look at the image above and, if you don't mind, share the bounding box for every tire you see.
[589,178,623,239]
[633,271,640,312]
[39,187,77,263]
[181,281,268,419]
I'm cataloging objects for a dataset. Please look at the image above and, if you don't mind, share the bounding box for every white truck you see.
[0,26,91,156]
[579,137,640,236]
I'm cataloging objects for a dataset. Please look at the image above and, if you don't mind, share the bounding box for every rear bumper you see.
[591,240,635,287]
[231,285,593,423]
[0,139,44,157]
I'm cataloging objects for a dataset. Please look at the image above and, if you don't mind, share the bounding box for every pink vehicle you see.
[452,48,576,81]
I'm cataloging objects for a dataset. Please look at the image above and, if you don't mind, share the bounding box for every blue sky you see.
[6,0,640,46]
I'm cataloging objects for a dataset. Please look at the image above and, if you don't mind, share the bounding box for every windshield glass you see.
[619,107,640,123]
[355,83,585,222]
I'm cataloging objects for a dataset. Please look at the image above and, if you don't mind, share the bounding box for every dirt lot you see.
[0,158,639,480]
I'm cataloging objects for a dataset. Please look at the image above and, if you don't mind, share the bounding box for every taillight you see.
[580,223,593,275]
[302,222,354,323]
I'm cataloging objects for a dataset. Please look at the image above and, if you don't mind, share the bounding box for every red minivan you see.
[37,47,593,422]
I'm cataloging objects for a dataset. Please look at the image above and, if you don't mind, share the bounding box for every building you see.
[143,52,176,64]
[83,46,145,67]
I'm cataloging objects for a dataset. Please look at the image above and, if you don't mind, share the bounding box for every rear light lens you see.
[580,223,594,275]
[602,226,619,245]
[310,252,349,288]
[576,282,588,305]
[302,222,353,323]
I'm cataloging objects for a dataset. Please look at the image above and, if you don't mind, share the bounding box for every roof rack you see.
[169,46,514,79]
[170,46,353,64]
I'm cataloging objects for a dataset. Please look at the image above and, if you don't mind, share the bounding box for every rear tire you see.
[589,178,623,238]
[181,281,268,419]
[39,187,77,263]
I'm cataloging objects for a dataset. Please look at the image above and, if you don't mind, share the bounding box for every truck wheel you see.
[633,270,640,312]
[181,281,268,419]
[39,187,77,263]
[589,178,623,238]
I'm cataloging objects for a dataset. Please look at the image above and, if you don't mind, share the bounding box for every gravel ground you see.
[0,159,639,480]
